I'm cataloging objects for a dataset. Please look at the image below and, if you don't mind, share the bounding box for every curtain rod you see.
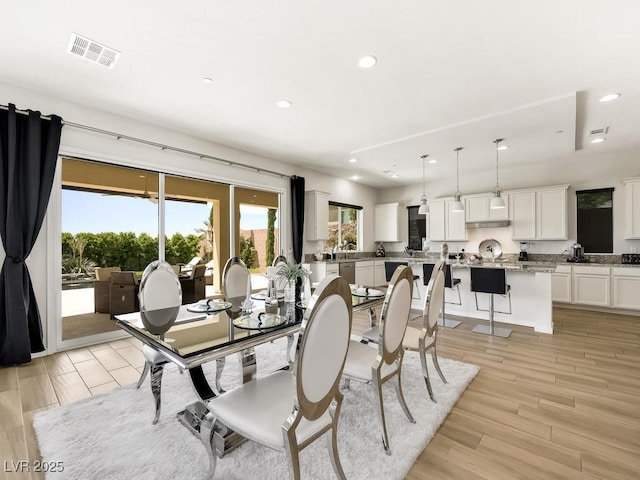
[1,103,291,179]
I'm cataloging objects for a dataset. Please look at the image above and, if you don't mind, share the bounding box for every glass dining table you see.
[115,285,387,457]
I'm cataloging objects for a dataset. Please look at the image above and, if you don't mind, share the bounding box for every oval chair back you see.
[379,265,414,363]
[292,275,352,422]
[222,257,249,299]
[425,267,446,334]
[272,255,287,267]
[138,260,182,336]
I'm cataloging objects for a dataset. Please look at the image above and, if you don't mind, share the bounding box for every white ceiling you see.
[3,1,640,188]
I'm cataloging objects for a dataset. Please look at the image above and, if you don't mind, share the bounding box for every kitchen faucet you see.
[343,242,356,259]
[486,245,495,263]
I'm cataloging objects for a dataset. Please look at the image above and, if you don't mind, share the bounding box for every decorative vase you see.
[284,279,296,303]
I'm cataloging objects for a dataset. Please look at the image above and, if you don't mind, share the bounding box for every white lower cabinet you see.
[572,266,610,307]
[552,265,572,303]
[612,267,640,310]
[374,261,387,286]
[355,261,374,286]
[309,262,338,284]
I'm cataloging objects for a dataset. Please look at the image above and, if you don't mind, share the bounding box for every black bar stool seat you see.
[469,267,512,337]
[385,261,420,299]
[444,264,462,306]
[422,263,461,328]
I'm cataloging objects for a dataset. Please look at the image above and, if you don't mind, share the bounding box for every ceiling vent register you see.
[67,33,120,68]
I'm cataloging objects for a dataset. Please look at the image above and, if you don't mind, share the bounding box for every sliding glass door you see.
[164,174,230,294]
[59,158,281,346]
[61,159,158,342]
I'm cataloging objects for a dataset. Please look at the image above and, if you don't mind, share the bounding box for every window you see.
[576,188,613,253]
[407,206,426,250]
[324,202,362,251]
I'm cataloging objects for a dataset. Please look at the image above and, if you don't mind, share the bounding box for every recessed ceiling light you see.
[497,145,509,151]
[351,175,360,180]
[590,137,606,144]
[349,157,358,163]
[358,55,377,68]
[203,77,213,84]
[599,93,621,102]
[428,159,438,164]
[391,173,399,178]
[276,99,292,109]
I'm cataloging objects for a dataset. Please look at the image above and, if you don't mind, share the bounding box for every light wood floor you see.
[1,307,638,479]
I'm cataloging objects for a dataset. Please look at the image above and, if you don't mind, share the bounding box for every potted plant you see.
[275,259,311,303]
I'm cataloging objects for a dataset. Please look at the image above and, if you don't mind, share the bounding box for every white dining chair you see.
[201,274,352,479]
[403,261,448,402]
[222,257,250,299]
[342,265,415,455]
[134,260,182,424]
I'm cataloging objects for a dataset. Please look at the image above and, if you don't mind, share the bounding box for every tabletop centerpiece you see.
[275,259,311,303]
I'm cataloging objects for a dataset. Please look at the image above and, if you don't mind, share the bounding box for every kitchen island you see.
[410,261,557,334]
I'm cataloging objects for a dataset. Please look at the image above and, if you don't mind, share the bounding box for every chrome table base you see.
[178,402,245,458]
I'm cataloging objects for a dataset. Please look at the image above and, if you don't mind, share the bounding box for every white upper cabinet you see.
[304,190,329,241]
[510,185,568,240]
[536,187,568,240]
[623,177,640,239]
[374,203,400,242]
[427,200,446,241]
[446,199,467,240]
[465,194,509,222]
[428,198,466,241]
[511,191,537,240]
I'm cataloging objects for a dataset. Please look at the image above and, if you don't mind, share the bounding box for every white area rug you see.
[34,338,478,480]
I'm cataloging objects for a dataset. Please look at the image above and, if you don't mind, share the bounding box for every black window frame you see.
[576,188,614,254]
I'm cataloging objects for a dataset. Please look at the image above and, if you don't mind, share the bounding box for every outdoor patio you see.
[61,274,269,340]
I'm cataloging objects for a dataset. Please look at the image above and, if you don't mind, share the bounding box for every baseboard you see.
[553,302,640,317]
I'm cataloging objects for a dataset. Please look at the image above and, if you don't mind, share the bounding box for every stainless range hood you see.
[466,220,511,228]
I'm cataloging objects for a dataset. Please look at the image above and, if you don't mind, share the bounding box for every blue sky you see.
[62,190,273,235]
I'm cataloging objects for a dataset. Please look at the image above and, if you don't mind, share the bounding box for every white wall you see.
[376,148,640,255]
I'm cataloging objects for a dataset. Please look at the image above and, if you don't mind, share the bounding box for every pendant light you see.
[490,138,506,209]
[451,147,464,212]
[418,154,429,215]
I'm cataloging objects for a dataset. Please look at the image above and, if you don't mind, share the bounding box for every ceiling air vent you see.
[67,33,120,69]
[589,126,609,144]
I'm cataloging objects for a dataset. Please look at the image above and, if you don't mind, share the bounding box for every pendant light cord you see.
[494,139,503,191]
[455,147,462,194]
[420,154,428,197]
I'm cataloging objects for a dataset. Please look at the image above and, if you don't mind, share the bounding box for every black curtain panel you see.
[290,175,305,264]
[0,104,63,365]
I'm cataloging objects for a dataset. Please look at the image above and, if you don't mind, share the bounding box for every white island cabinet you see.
[410,262,555,334]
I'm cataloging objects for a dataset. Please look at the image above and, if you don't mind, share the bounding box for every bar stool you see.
[385,261,420,299]
[444,264,462,306]
[422,263,461,328]
[470,267,512,337]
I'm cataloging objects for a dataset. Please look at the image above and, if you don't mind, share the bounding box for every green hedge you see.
[61,232,200,272]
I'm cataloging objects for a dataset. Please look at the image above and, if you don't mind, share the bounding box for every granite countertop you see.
[306,256,639,271]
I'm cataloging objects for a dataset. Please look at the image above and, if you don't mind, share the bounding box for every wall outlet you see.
[631,247,638,254]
